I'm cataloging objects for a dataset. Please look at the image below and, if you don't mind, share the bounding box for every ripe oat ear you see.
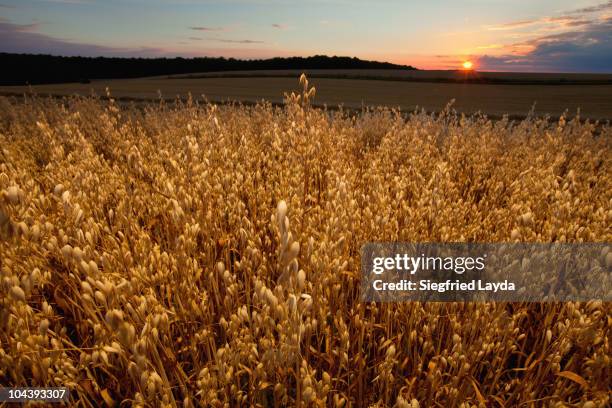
[0,209,14,239]
[308,87,316,100]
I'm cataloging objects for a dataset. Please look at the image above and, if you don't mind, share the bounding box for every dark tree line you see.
[0,53,416,85]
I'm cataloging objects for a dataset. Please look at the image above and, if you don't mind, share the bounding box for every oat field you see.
[0,77,610,407]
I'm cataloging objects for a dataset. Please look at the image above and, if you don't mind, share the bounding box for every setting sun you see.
[462,61,473,70]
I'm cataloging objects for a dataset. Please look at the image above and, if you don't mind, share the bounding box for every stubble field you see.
[2,70,612,120]
[0,77,611,407]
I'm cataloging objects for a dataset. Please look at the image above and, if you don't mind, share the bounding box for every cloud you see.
[476,44,504,50]
[570,1,612,14]
[317,19,350,28]
[0,4,16,8]
[40,0,95,4]
[189,26,224,32]
[546,16,592,26]
[271,23,286,29]
[209,38,264,44]
[488,19,537,30]
[0,19,168,57]
[188,36,202,41]
[559,19,593,27]
[477,18,612,72]
[487,16,593,31]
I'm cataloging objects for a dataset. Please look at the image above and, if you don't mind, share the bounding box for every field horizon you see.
[2,70,612,121]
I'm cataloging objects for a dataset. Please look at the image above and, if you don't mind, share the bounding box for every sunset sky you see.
[0,0,611,72]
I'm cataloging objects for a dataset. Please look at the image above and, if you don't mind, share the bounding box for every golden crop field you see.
[0,77,611,407]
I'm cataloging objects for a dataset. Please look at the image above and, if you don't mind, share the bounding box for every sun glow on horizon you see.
[462,61,473,70]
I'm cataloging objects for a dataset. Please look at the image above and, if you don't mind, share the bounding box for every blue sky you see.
[0,0,611,72]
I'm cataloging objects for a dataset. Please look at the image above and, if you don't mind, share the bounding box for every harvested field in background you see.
[2,71,612,120]
[166,69,612,85]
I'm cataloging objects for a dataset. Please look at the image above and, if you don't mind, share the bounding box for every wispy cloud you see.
[570,1,612,14]
[271,23,287,29]
[546,16,590,24]
[189,26,224,32]
[210,38,264,44]
[487,19,537,30]
[476,44,504,50]
[486,16,592,31]
[317,19,350,28]
[40,0,95,4]
[0,3,16,8]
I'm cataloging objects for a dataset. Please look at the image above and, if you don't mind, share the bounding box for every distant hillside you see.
[0,53,416,85]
